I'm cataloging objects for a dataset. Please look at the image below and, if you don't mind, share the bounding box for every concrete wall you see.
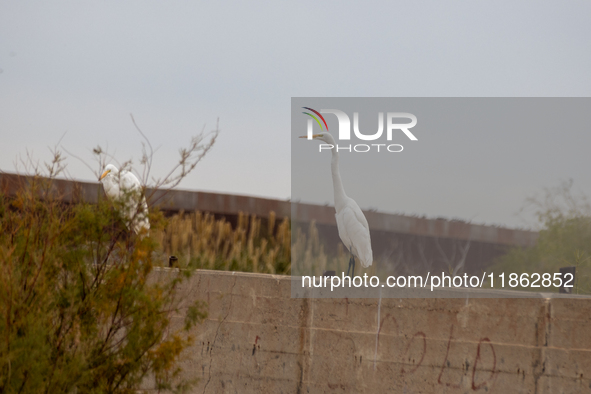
[155,269,591,394]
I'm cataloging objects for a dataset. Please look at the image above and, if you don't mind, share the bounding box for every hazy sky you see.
[1,1,590,228]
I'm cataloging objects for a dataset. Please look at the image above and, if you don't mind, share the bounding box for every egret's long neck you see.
[330,146,347,210]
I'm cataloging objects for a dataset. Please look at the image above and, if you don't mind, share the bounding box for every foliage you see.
[0,176,205,393]
[156,213,365,277]
[291,221,349,277]
[0,118,219,393]
[489,180,591,294]
[155,211,292,275]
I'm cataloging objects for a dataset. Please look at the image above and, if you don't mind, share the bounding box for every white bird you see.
[300,132,373,278]
[99,164,150,236]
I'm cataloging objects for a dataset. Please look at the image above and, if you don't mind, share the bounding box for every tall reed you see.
[154,211,374,277]
[153,211,291,274]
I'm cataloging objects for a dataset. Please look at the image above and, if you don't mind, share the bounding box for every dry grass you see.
[153,211,291,274]
[291,221,346,276]
[153,211,373,276]
[154,210,379,277]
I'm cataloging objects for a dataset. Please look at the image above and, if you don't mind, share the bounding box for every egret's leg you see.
[346,254,356,279]
[346,255,351,277]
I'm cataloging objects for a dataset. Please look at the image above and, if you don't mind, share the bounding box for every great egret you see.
[99,164,150,236]
[300,132,373,278]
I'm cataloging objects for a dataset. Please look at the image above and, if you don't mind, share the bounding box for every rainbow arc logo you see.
[301,107,328,131]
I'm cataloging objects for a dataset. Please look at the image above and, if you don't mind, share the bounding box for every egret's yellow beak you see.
[299,134,321,139]
[100,169,110,180]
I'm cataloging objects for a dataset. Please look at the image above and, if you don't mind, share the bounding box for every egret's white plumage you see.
[300,132,373,275]
[100,164,150,235]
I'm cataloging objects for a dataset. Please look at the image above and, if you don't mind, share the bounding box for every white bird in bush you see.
[300,132,373,278]
[100,164,150,235]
